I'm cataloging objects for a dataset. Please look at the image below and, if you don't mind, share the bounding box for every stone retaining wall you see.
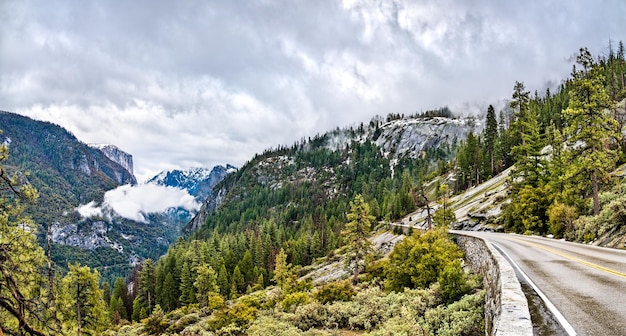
[453,234,532,336]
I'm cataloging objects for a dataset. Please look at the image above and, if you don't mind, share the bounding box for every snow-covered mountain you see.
[147,164,237,201]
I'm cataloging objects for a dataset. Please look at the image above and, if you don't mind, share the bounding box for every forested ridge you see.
[2,42,626,335]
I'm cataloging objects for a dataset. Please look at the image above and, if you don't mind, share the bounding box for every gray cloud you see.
[1,0,625,180]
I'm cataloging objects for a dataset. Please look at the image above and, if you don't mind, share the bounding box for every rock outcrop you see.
[89,144,136,182]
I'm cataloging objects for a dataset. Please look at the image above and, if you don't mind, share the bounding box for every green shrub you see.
[324,301,358,329]
[385,228,464,292]
[423,290,485,336]
[280,292,311,312]
[180,322,216,336]
[314,281,356,304]
[287,301,328,330]
[438,260,471,303]
[143,305,169,335]
[206,302,258,332]
[365,316,424,336]
[247,316,302,336]
[167,313,200,333]
[548,202,577,238]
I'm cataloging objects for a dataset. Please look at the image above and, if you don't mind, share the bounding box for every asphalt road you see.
[457,231,626,336]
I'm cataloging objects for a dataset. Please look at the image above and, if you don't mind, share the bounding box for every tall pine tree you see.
[343,194,374,284]
[563,48,621,215]
[484,104,498,176]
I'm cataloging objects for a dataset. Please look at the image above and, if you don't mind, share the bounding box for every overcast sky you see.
[2,0,625,182]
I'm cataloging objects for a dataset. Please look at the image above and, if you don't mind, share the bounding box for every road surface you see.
[456,231,626,336]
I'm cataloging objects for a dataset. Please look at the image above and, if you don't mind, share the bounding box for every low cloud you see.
[76,184,200,223]
[76,201,103,218]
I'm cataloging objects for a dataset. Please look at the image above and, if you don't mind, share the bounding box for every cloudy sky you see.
[2,0,625,182]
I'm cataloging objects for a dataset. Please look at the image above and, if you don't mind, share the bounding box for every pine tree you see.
[343,194,374,284]
[217,261,230,297]
[484,104,498,176]
[563,48,621,215]
[179,261,195,305]
[239,250,254,287]
[161,273,177,311]
[137,259,156,317]
[231,265,245,295]
[109,277,128,322]
[102,282,111,307]
[272,248,291,291]
[510,81,545,188]
[194,264,219,307]
[0,137,49,336]
[132,297,141,322]
[58,263,107,335]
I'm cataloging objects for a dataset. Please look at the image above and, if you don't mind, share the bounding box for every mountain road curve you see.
[453,231,626,336]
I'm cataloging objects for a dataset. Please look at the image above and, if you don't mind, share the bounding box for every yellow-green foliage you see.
[385,228,465,292]
[280,292,311,312]
[143,304,169,335]
[277,283,483,335]
[313,280,356,304]
[206,301,258,332]
[548,202,577,238]
[247,316,303,336]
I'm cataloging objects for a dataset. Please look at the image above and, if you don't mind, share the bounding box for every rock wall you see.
[454,234,532,336]
[90,144,135,178]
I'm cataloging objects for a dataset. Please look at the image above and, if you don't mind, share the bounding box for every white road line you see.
[492,242,578,336]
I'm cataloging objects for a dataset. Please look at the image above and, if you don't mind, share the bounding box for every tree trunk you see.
[592,171,600,216]
[352,252,359,284]
[47,223,55,310]
[76,283,82,336]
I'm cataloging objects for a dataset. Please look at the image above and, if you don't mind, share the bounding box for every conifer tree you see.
[239,250,254,287]
[484,104,498,176]
[179,261,195,305]
[136,259,156,317]
[231,265,245,295]
[59,263,107,335]
[109,277,128,322]
[102,282,111,307]
[161,273,177,311]
[343,194,374,284]
[563,47,621,215]
[0,133,49,336]
[194,264,219,307]
[272,248,291,291]
[217,261,230,297]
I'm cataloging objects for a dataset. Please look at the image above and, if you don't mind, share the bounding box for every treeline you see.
[455,42,626,238]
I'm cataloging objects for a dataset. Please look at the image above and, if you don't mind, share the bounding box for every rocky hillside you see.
[185,114,481,234]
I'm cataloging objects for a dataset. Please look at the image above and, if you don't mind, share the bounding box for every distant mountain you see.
[147,165,236,201]
[184,114,481,233]
[0,111,165,281]
[0,111,135,216]
[89,143,136,181]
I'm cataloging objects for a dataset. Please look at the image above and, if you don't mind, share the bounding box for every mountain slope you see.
[0,111,135,222]
[0,111,216,281]
[185,114,480,234]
